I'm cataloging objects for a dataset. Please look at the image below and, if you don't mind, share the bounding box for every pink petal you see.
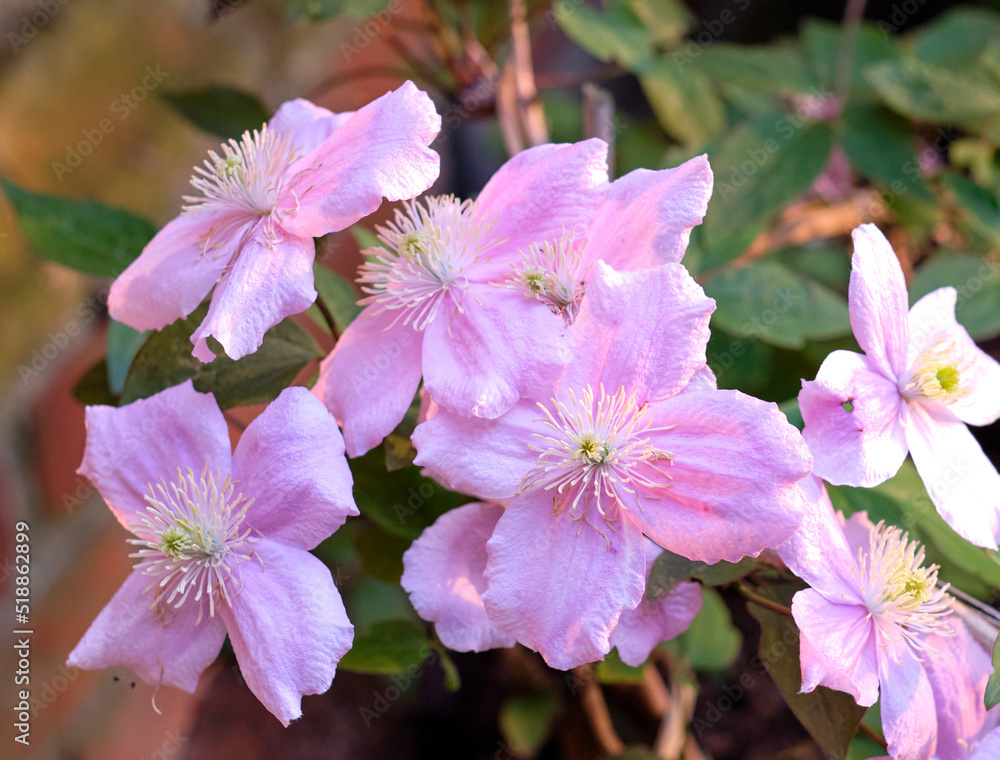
[839,510,876,558]
[470,139,608,279]
[879,646,937,760]
[282,81,441,238]
[611,543,702,667]
[908,287,1000,426]
[411,400,539,500]
[849,224,910,380]
[78,380,232,536]
[314,305,423,458]
[190,229,316,362]
[904,401,1000,549]
[108,211,236,331]
[67,568,227,692]
[800,349,908,487]
[267,98,354,154]
[566,262,714,404]
[400,502,517,652]
[422,285,570,419]
[231,387,358,550]
[482,490,647,670]
[218,539,353,726]
[631,390,811,564]
[586,155,713,269]
[971,728,1000,759]
[775,476,864,605]
[792,588,879,706]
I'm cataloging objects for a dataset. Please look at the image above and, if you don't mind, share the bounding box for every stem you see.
[507,0,548,147]
[574,666,625,755]
[858,722,888,750]
[737,583,794,618]
[314,294,340,341]
[834,0,869,104]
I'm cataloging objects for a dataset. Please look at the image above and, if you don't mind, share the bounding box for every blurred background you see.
[2,0,1000,758]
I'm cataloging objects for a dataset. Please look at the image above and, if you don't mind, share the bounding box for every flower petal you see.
[422,285,570,419]
[792,588,879,706]
[282,81,441,238]
[879,646,936,760]
[67,568,227,693]
[631,390,811,564]
[482,490,646,670]
[268,98,354,154]
[231,387,358,550]
[800,349,908,487]
[314,305,424,458]
[401,502,517,652]
[78,380,232,535]
[586,155,713,269]
[566,262,713,404]
[849,224,910,379]
[907,286,1000,427]
[218,539,353,726]
[904,401,1000,549]
[411,400,539,500]
[108,211,236,331]
[190,229,316,362]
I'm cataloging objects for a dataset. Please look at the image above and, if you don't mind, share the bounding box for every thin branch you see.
[314,294,340,341]
[654,661,697,760]
[858,722,888,750]
[737,583,794,618]
[834,0,869,103]
[583,82,616,178]
[641,662,671,717]
[507,0,548,147]
[574,666,625,755]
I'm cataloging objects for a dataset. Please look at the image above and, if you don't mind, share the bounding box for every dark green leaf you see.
[698,43,820,95]
[555,0,653,69]
[2,180,156,278]
[778,397,804,431]
[338,619,430,674]
[912,8,1000,66]
[106,320,149,394]
[866,58,1000,125]
[287,0,391,22]
[748,584,866,760]
[986,636,1000,709]
[774,244,850,293]
[910,252,1000,340]
[694,557,756,587]
[161,86,269,141]
[697,224,763,273]
[646,550,706,601]
[944,174,1000,248]
[308,262,361,332]
[638,58,725,148]
[73,359,120,407]
[664,587,740,671]
[802,19,898,98]
[121,303,322,408]
[704,261,850,350]
[498,691,559,755]
[353,523,410,584]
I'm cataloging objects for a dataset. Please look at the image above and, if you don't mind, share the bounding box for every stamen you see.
[899,334,974,404]
[519,384,675,527]
[128,465,261,624]
[508,230,589,323]
[357,195,501,330]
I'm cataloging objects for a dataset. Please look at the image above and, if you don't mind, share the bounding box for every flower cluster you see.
[71,81,1000,756]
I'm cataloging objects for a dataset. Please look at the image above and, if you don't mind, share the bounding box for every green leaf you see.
[73,359,119,407]
[866,58,1000,125]
[802,19,898,98]
[350,224,382,251]
[287,0,391,22]
[774,244,851,293]
[308,262,361,332]
[664,587,740,671]
[629,0,691,45]
[353,523,410,584]
[778,397,804,431]
[694,557,756,587]
[498,691,559,755]
[647,551,706,601]
[986,636,1000,709]
[338,619,429,674]
[706,116,833,245]
[698,43,820,95]
[555,0,653,69]
[596,648,647,683]
[106,320,149,394]
[2,181,156,278]
[944,173,1000,248]
[912,7,1000,66]
[349,448,471,540]
[638,58,725,148]
[121,303,322,408]
[910,252,1000,340]
[704,261,850,350]
[161,86,269,141]
[840,103,932,203]
[747,584,866,760]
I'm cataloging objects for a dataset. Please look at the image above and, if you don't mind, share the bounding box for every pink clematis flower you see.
[314,140,712,457]
[67,380,358,725]
[410,262,811,669]
[400,502,701,664]
[799,224,1000,548]
[109,83,441,362]
[777,476,994,760]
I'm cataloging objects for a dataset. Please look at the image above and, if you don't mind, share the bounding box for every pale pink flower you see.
[67,380,358,725]
[109,83,441,362]
[400,502,701,664]
[410,262,811,669]
[800,224,1000,548]
[777,476,994,760]
[314,141,712,457]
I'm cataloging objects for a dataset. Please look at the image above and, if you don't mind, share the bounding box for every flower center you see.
[853,521,953,656]
[357,195,499,330]
[183,126,301,222]
[899,334,973,404]
[129,466,261,624]
[508,231,588,324]
[519,384,675,530]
